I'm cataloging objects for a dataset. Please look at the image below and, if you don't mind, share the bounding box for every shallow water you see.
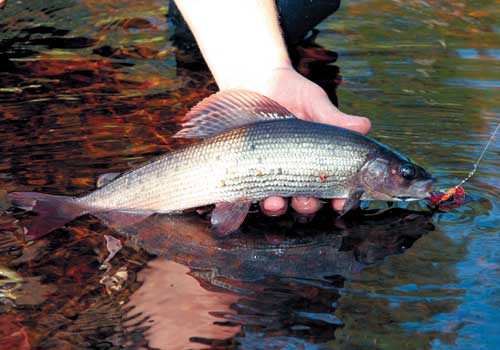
[0,1,499,349]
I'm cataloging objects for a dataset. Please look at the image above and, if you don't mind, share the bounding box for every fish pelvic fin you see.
[210,201,252,238]
[174,89,297,139]
[8,192,86,240]
[96,172,121,188]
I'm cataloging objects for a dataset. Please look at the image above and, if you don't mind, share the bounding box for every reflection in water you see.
[111,208,433,281]
[124,260,240,350]
[116,209,434,349]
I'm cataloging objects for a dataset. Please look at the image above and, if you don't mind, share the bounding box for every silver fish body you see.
[78,119,384,212]
[9,89,433,239]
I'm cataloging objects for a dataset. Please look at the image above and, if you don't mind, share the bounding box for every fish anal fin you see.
[96,172,121,188]
[210,201,251,237]
[93,211,152,231]
[174,90,296,139]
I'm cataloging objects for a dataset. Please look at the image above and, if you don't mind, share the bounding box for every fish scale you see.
[76,118,378,212]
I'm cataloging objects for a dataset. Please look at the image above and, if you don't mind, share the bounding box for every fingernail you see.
[332,199,345,212]
[295,196,311,205]
[291,197,322,214]
[261,196,287,216]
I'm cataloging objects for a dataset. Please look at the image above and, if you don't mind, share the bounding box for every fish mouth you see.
[394,196,420,201]
[396,179,435,201]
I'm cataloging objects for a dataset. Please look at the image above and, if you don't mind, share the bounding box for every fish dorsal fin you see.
[174,89,297,139]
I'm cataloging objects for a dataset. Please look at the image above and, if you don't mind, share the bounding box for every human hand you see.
[233,67,371,216]
[174,0,371,216]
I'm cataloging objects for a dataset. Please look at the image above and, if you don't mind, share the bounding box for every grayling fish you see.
[9,90,433,239]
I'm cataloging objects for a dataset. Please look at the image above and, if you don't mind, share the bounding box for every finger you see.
[291,196,322,214]
[332,198,345,212]
[327,112,371,135]
[308,90,371,134]
[261,196,287,216]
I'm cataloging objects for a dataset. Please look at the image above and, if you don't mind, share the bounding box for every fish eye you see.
[399,163,417,180]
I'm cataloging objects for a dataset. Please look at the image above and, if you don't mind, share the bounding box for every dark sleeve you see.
[276,0,341,44]
[168,0,341,46]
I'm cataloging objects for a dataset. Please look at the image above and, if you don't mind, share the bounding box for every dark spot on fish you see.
[250,144,256,150]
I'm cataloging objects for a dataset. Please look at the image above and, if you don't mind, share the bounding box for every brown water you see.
[0,1,499,349]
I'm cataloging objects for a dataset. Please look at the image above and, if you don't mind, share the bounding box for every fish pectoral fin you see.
[93,210,153,230]
[174,90,297,139]
[210,201,252,238]
[339,188,364,217]
[96,172,121,188]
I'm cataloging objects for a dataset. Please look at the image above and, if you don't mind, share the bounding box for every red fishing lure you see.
[428,123,499,210]
[428,186,466,210]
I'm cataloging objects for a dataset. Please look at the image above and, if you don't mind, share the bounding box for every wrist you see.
[174,0,293,93]
[217,63,294,93]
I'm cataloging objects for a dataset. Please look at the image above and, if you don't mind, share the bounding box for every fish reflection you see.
[118,209,434,349]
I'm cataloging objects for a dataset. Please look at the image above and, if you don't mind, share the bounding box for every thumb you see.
[307,89,371,134]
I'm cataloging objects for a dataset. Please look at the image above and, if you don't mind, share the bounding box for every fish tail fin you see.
[8,192,86,239]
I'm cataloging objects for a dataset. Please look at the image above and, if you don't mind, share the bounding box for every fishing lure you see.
[428,123,499,210]
[428,186,466,209]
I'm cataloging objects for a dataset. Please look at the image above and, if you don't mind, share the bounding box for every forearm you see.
[173,0,292,91]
